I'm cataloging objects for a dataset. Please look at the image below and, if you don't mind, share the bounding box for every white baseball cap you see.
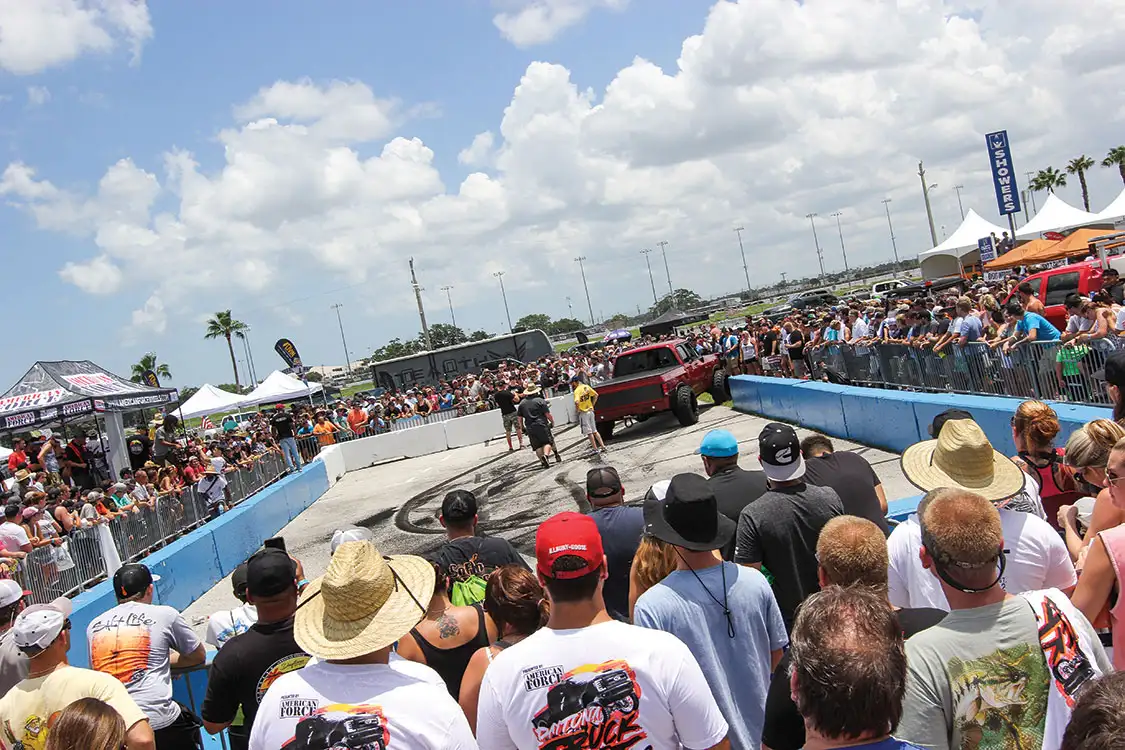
[12,597,72,654]
[0,580,28,609]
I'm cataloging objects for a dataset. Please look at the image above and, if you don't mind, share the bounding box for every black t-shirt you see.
[803,451,889,535]
[707,466,769,561]
[590,505,644,622]
[271,412,295,439]
[125,434,151,470]
[787,330,805,360]
[762,606,946,750]
[929,318,950,336]
[1108,280,1125,305]
[431,536,528,585]
[494,389,517,416]
[761,332,778,357]
[202,617,310,750]
[516,397,551,428]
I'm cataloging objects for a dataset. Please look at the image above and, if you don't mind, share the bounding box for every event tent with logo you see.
[917,210,1009,278]
[1015,194,1108,238]
[235,370,324,408]
[177,383,246,420]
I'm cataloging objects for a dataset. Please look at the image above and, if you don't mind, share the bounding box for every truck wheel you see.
[597,421,615,442]
[672,386,699,426]
[709,369,729,402]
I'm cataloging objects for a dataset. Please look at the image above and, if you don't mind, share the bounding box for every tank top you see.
[1016,449,1081,528]
[1097,524,1125,669]
[408,604,490,698]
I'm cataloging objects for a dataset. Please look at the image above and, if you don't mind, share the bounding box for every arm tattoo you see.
[437,612,460,639]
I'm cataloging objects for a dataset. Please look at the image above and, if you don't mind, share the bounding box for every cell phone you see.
[263,536,287,553]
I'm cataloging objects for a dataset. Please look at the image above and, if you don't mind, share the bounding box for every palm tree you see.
[1103,146,1125,186]
[1066,155,1096,211]
[204,310,248,388]
[1029,166,1067,195]
[129,352,172,384]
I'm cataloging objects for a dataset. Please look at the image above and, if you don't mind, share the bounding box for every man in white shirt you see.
[477,511,730,750]
[0,503,32,557]
[204,563,258,648]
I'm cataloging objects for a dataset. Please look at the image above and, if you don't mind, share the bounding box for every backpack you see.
[443,539,490,606]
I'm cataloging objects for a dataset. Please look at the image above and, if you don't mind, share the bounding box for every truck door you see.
[676,344,702,388]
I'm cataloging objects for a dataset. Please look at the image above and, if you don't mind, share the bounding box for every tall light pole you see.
[493,271,512,332]
[239,329,255,385]
[656,240,673,295]
[733,227,751,296]
[330,303,352,375]
[574,256,595,325]
[440,285,456,328]
[408,258,432,350]
[805,212,825,277]
[918,161,938,247]
[882,198,900,266]
[1024,171,1039,213]
[780,271,787,286]
[953,184,966,220]
[829,211,849,272]
[566,296,573,318]
[640,249,658,306]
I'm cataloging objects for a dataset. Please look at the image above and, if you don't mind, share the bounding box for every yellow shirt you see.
[0,665,148,750]
[573,383,598,413]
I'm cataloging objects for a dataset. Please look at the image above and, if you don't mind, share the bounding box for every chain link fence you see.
[803,338,1120,406]
[11,451,288,605]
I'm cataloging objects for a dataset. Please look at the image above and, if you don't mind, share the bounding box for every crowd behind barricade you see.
[8,393,1125,748]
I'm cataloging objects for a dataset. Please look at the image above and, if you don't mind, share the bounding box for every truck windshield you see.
[612,347,678,377]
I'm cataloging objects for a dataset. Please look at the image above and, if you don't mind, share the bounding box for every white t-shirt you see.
[1115,308,1125,332]
[204,603,258,648]
[476,620,728,750]
[888,508,1077,611]
[249,659,474,750]
[1068,314,1095,334]
[0,522,29,553]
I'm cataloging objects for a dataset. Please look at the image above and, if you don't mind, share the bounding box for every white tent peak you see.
[177,383,245,419]
[1094,186,1125,222]
[1016,193,1104,238]
[917,209,1008,259]
[237,370,323,407]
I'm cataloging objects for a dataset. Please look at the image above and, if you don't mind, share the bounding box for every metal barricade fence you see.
[800,338,1121,406]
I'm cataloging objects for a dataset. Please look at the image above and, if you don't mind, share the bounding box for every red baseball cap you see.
[536,512,604,580]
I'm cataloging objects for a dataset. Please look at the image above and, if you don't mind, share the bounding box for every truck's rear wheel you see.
[672,386,699,426]
[597,420,615,441]
[709,369,729,402]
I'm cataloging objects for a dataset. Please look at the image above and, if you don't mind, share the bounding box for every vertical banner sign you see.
[274,338,304,376]
[985,130,1022,216]
[141,370,160,387]
[978,236,997,263]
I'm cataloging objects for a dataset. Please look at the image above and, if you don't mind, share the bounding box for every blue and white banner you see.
[985,130,1021,216]
[978,235,997,262]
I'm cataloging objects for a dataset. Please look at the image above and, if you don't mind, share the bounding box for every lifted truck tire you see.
[672,386,699,426]
[709,369,729,402]
[597,420,615,442]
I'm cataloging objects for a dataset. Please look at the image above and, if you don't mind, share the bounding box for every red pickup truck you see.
[592,340,728,440]
[1001,258,1125,330]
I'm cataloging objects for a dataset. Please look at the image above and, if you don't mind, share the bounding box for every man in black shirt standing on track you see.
[517,386,561,468]
[270,404,302,471]
[494,380,523,452]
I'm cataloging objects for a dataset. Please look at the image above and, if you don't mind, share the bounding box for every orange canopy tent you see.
[983,238,1058,270]
[1020,228,1108,264]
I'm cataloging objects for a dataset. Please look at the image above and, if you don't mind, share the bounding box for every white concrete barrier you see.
[548,395,575,425]
[317,444,346,487]
[337,422,451,472]
[444,410,504,449]
[395,422,448,458]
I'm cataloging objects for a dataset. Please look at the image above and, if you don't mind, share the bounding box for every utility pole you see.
[640,249,658,306]
[805,212,825,277]
[733,227,751,296]
[1025,171,1038,213]
[409,257,432,350]
[493,271,512,332]
[574,256,595,325]
[440,285,456,328]
[882,198,900,267]
[330,304,352,375]
[918,161,938,247]
[656,240,673,295]
[566,296,573,318]
[829,211,849,272]
[780,271,787,286]
[953,184,966,220]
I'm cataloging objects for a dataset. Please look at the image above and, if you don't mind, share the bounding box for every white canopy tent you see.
[1015,193,1104,238]
[236,370,324,408]
[177,383,246,419]
[1094,186,1125,223]
[917,209,1008,260]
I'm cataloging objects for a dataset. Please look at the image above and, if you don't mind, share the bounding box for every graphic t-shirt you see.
[0,665,148,750]
[431,536,528,588]
[898,596,1111,750]
[87,601,202,731]
[204,617,310,750]
[271,413,295,440]
[205,603,259,648]
[572,384,598,413]
[125,434,151,470]
[476,620,728,750]
[248,659,473,750]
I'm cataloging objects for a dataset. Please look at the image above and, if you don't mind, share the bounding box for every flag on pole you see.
[200,416,215,430]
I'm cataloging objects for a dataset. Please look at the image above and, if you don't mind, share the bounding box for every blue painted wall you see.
[67,462,329,670]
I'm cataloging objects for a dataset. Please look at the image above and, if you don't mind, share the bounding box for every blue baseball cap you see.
[697,430,739,458]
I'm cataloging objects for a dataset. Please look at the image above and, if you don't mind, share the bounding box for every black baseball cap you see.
[758,423,805,481]
[1093,351,1125,389]
[643,473,734,552]
[113,563,160,600]
[246,548,297,598]
[928,408,974,437]
[441,490,478,524]
[231,563,249,598]
[586,467,623,500]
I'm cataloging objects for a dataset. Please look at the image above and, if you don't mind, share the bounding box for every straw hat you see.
[294,541,434,660]
[901,419,1025,502]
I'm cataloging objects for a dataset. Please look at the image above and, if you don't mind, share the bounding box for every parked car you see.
[788,289,838,309]
[871,279,908,298]
[593,341,726,440]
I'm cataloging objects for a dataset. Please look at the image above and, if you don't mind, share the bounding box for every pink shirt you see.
[1097,523,1125,669]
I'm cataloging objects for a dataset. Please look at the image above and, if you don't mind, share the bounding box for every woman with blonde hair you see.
[1060,419,1125,564]
[44,697,126,750]
[1011,400,1080,526]
[628,535,678,621]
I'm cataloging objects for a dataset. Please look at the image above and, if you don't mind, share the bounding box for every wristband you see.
[297,579,309,591]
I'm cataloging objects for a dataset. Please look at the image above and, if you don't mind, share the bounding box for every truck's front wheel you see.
[672,386,699,426]
[597,420,615,442]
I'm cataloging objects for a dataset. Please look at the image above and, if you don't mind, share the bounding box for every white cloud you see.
[26,85,50,106]
[0,0,152,75]
[493,0,626,47]
[127,294,166,342]
[3,0,1125,341]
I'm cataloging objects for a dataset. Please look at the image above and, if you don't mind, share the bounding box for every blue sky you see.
[2,0,1124,391]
